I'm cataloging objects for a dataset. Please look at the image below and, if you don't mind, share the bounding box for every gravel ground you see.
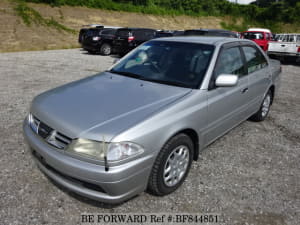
[0,49,299,225]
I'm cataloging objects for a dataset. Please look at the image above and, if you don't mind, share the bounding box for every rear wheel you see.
[147,133,194,196]
[249,90,272,122]
[100,43,112,55]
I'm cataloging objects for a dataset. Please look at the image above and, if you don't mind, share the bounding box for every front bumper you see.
[268,51,300,58]
[23,120,154,204]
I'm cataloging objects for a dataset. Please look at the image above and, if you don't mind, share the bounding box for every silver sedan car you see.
[23,37,281,203]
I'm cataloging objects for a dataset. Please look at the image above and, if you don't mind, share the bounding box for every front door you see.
[204,45,250,145]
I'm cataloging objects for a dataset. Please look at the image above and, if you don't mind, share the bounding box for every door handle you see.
[241,87,248,93]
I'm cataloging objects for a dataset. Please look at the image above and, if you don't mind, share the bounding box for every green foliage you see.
[14,1,75,33]
[16,0,300,32]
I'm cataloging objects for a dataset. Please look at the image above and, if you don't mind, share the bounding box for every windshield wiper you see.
[108,70,192,88]
[108,70,142,79]
[138,77,192,88]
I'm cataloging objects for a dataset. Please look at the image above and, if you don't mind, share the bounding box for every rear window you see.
[100,29,116,35]
[133,30,156,40]
[275,34,297,42]
[243,32,264,40]
[86,29,102,37]
[155,32,173,38]
[116,30,130,37]
[184,30,206,36]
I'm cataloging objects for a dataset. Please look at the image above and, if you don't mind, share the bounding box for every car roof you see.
[117,28,156,31]
[150,36,252,46]
[185,29,232,32]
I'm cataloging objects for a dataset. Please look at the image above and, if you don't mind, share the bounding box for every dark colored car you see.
[112,28,157,55]
[78,25,104,44]
[183,29,238,38]
[155,30,184,38]
[82,28,117,55]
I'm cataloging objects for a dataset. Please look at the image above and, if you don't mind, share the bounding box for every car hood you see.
[31,72,191,141]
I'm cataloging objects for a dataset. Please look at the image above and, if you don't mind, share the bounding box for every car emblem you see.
[46,131,64,149]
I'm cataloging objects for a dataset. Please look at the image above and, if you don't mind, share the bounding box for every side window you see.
[281,35,287,42]
[242,46,268,74]
[214,47,245,77]
[101,29,115,35]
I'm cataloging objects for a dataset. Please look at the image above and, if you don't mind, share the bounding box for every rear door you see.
[241,45,271,113]
[100,29,116,41]
[114,29,130,47]
[133,29,156,46]
[204,43,250,145]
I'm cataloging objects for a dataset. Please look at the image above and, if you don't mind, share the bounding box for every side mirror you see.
[215,74,238,87]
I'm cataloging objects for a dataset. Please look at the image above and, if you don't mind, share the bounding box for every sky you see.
[227,0,256,4]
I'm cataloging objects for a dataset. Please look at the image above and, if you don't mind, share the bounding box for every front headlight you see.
[107,142,144,161]
[67,139,144,162]
[67,139,106,160]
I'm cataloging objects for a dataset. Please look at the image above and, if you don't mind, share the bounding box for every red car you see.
[242,28,274,51]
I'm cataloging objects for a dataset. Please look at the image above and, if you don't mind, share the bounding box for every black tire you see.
[100,43,112,55]
[147,133,194,196]
[249,90,272,122]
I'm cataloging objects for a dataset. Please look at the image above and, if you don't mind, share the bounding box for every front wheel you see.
[147,133,194,196]
[249,90,272,122]
[100,43,112,55]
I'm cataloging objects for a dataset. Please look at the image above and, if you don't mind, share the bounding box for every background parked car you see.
[82,28,117,55]
[268,33,300,62]
[78,24,104,44]
[241,28,274,51]
[183,29,238,38]
[155,30,184,38]
[112,28,157,55]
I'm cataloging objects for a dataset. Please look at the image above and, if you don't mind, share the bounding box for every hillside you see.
[0,0,224,52]
[1,0,299,52]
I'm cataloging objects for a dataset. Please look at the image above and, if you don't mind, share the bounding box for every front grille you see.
[38,121,53,139]
[29,114,72,149]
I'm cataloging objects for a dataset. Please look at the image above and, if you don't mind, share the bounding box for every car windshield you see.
[110,41,214,89]
[243,32,264,40]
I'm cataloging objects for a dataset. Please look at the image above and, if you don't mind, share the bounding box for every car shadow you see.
[281,59,300,66]
[269,56,300,66]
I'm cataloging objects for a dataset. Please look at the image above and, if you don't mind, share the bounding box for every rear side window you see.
[101,29,116,35]
[184,30,206,36]
[214,47,245,77]
[133,30,155,40]
[116,30,130,37]
[242,46,268,74]
[243,32,264,40]
[86,29,102,36]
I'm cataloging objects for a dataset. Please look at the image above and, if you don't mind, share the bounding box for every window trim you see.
[240,44,269,75]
